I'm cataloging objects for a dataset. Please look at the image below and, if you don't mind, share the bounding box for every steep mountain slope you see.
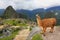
[46,6,60,11]
[0,6,60,20]
[3,6,18,18]
[2,6,27,19]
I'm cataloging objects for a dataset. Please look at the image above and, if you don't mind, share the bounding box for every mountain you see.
[2,6,27,19]
[32,8,45,19]
[0,6,60,24]
[3,6,18,18]
[16,9,32,19]
[46,6,60,18]
[16,6,60,22]
[0,6,60,25]
[46,6,60,12]
[0,6,60,19]
[16,8,45,20]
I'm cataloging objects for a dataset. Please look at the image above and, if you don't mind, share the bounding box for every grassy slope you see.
[0,30,19,40]
[32,34,43,40]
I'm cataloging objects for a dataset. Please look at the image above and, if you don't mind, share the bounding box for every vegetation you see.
[3,19,28,26]
[29,26,34,31]
[44,11,56,18]
[0,6,60,25]
[0,5,60,40]
[0,18,28,40]
[32,34,43,40]
[0,29,19,40]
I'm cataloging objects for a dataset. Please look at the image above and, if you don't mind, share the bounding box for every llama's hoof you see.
[43,34,46,36]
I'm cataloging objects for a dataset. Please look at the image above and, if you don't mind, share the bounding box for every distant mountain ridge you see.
[1,6,60,14]
[46,6,60,11]
[0,6,60,25]
[0,6,60,19]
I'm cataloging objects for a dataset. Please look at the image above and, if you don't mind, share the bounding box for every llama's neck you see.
[36,16,42,27]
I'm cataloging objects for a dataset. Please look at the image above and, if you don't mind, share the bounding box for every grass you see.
[0,19,28,40]
[32,34,43,40]
[0,34,3,36]
[16,23,28,27]
[0,30,19,40]
[3,19,28,26]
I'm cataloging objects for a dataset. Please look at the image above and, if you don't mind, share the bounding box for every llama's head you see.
[36,14,39,17]
[36,14,41,19]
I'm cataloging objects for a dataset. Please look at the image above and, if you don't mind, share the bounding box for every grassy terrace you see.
[0,30,19,40]
[0,19,28,40]
[3,19,28,26]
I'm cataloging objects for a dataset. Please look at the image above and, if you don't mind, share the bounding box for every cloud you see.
[0,0,60,10]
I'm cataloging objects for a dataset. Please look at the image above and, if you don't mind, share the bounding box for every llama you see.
[36,14,56,35]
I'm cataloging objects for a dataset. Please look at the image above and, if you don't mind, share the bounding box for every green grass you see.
[16,23,28,26]
[0,30,19,40]
[32,34,43,40]
[0,34,3,36]
[3,19,28,26]
[0,19,28,40]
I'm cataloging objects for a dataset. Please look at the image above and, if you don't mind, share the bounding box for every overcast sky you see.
[0,0,60,10]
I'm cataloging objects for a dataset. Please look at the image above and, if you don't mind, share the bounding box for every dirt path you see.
[42,26,60,40]
[13,29,30,40]
[13,26,60,40]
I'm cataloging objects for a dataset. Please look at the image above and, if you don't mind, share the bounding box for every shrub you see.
[17,21,21,23]
[13,23,16,26]
[32,34,43,40]
[29,26,34,31]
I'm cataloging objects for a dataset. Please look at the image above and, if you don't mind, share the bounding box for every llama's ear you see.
[36,14,39,16]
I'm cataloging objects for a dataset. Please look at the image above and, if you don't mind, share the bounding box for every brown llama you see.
[36,14,56,35]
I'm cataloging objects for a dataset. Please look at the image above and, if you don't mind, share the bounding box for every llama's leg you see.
[42,27,46,36]
[40,27,46,34]
[50,26,54,33]
[43,28,46,33]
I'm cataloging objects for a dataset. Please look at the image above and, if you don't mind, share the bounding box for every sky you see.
[0,0,60,10]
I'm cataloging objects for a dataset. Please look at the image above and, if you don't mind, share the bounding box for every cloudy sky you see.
[0,0,60,10]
